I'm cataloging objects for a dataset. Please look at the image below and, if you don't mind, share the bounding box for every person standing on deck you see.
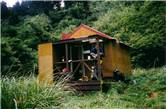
[90,44,104,59]
[90,44,104,80]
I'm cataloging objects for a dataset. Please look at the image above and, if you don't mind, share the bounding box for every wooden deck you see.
[65,80,101,91]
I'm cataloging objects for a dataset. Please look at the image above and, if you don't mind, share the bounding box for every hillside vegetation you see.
[2,66,166,109]
[1,1,166,75]
[1,1,166,109]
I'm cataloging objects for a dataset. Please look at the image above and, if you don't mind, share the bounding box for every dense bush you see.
[93,1,166,68]
[1,1,166,75]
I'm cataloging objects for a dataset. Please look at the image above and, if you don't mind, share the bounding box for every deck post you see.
[65,43,69,68]
[96,38,103,91]
[69,45,73,72]
[96,38,102,80]
[81,44,86,76]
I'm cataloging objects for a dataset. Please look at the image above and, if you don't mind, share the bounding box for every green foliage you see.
[1,1,166,75]
[93,1,166,67]
[1,14,55,75]
[1,36,36,75]
[1,76,72,109]
[2,66,166,109]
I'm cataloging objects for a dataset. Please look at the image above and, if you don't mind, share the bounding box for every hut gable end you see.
[70,25,96,38]
[61,24,113,40]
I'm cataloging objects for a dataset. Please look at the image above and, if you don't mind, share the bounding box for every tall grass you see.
[1,66,166,109]
[1,76,73,109]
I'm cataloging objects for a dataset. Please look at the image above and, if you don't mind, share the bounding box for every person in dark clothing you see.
[90,44,104,80]
[113,69,125,81]
[90,45,104,58]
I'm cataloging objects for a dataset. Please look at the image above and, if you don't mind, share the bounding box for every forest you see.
[1,1,166,109]
[1,1,166,75]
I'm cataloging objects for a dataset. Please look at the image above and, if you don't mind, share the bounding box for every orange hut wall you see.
[68,26,97,39]
[38,43,54,85]
[102,41,131,77]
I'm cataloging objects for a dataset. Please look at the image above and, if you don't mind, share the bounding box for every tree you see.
[1,1,165,76]
[93,1,166,67]
[1,1,9,19]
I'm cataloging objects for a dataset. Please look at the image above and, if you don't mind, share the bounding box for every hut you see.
[38,24,131,90]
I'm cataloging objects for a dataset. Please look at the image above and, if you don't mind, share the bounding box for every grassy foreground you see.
[1,66,166,109]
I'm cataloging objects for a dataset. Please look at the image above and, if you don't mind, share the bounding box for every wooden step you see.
[65,80,101,91]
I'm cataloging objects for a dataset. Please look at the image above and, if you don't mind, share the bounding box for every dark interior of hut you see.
[53,38,105,82]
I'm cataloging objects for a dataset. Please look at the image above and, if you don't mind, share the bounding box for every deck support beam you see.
[81,44,86,77]
[65,43,69,68]
[96,38,102,81]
